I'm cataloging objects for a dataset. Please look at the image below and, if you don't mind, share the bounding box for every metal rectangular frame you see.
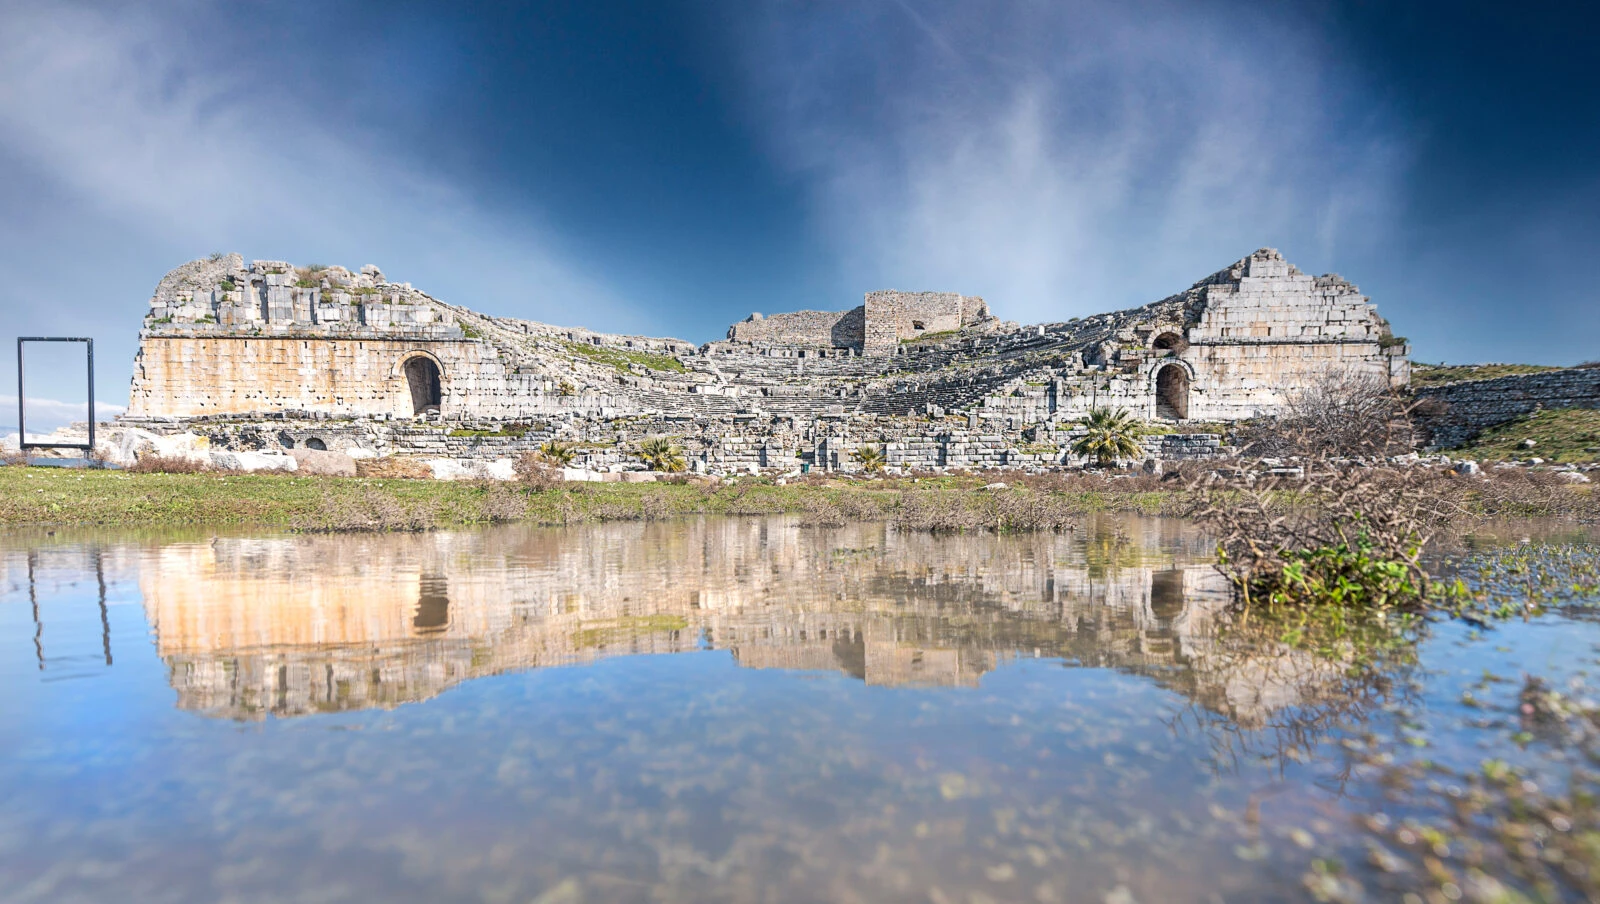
[16,337,95,452]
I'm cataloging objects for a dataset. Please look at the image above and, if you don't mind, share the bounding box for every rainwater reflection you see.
[2,517,1590,903]
[116,517,1352,726]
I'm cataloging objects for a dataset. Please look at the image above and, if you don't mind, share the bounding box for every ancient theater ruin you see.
[122,249,1409,473]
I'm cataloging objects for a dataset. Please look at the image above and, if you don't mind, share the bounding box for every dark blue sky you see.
[2,0,1597,420]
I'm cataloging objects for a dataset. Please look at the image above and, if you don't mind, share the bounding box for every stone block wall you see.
[1179,341,1398,421]
[1187,251,1383,344]
[1414,366,1600,449]
[726,308,863,348]
[863,291,990,355]
[128,336,515,419]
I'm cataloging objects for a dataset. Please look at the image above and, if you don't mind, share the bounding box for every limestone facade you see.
[124,249,1409,469]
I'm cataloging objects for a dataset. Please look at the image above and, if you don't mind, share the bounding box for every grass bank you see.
[1447,406,1600,463]
[1409,362,1562,388]
[0,466,1171,531]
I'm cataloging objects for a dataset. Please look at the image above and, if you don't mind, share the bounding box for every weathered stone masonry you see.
[1414,367,1600,449]
[125,249,1409,470]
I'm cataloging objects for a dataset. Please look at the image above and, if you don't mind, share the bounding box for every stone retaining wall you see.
[1415,366,1600,449]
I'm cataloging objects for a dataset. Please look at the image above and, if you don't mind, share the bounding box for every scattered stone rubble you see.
[98,249,1415,476]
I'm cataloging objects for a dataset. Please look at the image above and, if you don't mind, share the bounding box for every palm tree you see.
[536,440,576,466]
[1071,407,1144,468]
[850,444,887,474]
[638,436,687,473]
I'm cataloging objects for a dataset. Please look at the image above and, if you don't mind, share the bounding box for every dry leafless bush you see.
[894,490,1075,533]
[800,492,892,526]
[723,485,784,515]
[1473,467,1596,519]
[512,451,563,491]
[895,492,988,532]
[354,456,433,479]
[836,492,892,520]
[298,490,439,532]
[586,490,674,522]
[991,491,1077,531]
[1184,465,1466,606]
[1234,368,1417,460]
[126,454,210,474]
[798,497,847,526]
[476,480,528,522]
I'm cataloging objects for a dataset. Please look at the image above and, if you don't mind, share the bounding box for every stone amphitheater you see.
[120,248,1411,474]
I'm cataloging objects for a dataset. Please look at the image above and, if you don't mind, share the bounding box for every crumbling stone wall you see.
[1414,367,1600,449]
[726,308,864,348]
[863,290,991,355]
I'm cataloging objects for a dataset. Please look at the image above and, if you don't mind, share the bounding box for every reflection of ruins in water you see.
[105,516,1351,724]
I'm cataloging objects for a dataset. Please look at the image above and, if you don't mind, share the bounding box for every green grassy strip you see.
[1449,407,1600,463]
[563,341,687,374]
[0,467,1168,529]
[1409,362,1561,388]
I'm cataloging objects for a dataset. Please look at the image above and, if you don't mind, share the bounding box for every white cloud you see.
[0,395,125,437]
[0,0,636,404]
[728,0,1407,322]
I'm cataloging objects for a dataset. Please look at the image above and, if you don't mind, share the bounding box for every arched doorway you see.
[1150,569,1185,621]
[1155,364,1189,420]
[403,356,442,415]
[413,574,450,634]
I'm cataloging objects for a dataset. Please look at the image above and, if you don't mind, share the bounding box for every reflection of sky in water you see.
[0,517,1596,903]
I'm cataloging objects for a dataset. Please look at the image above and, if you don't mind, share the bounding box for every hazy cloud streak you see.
[0,0,635,402]
[729,0,1406,321]
[0,395,126,438]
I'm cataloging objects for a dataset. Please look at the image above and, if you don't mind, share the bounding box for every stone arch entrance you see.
[413,574,450,634]
[403,356,442,415]
[1155,364,1189,420]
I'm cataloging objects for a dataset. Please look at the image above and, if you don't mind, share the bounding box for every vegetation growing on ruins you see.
[1070,407,1144,467]
[1409,361,1561,388]
[637,437,687,472]
[900,329,958,345]
[562,341,687,374]
[850,445,887,473]
[447,423,532,438]
[536,440,577,465]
